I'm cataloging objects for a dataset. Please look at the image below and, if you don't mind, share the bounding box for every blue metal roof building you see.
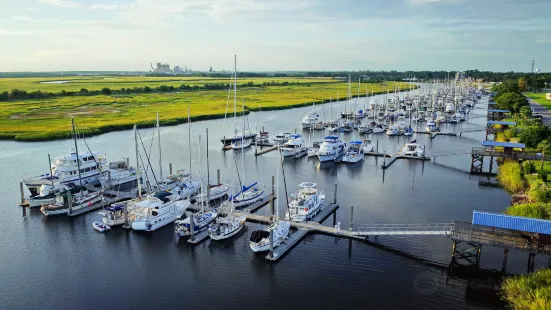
[488,109,511,113]
[482,141,525,149]
[473,211,551,235]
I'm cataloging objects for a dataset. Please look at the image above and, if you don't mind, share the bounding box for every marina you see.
[4,83,548,309]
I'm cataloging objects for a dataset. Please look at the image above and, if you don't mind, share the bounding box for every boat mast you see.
[157,113,162,179]
[187,106,192,174]
[234,55,237,135]
[275,145,280,222]
[47,154,54,187]
[71,118,84,197]
[242,99,246,194]
[134,125,142,199]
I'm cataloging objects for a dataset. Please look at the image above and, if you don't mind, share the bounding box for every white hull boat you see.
[249,221,290,252]
[342,140,365,163]
[196,184,229,201]
[131,192,190,231]
[93,221,111,232]
[229,183,265,208]
[208,214,246,240]
[174,210,218,237]
[285,182,325,222]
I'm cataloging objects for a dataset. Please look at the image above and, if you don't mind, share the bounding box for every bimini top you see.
[298,182,317,188]
[324,136,339,141]
[290,134,301,139]
[482,141,525,149]
[349,140,363,145]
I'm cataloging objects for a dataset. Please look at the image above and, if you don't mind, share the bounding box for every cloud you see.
[88,4,123,10]
[13,15,39,22]
[536,35,551,44]
[38,0,82,8]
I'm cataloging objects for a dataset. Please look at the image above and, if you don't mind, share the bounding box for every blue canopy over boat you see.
[324,136,339,141]
[290,134,301,139]
[350,140,363,145]
[107,204,124,212]
[230,182,258,200]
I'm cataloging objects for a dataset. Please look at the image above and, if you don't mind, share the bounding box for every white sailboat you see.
[400,139,425,157]
[249,146,290,253]
[208,187,246,241]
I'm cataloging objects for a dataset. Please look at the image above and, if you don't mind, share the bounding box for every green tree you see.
[520,106,533,119]
[519,126,551,149]
[518,77,528,91]
[496,92,528,114]
[80,88,88,94]
[101,87,112,95]
[538,140,551,171]
[0,91,8,101]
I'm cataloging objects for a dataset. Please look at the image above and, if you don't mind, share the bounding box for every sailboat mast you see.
[48,154,54,187]
[275,145,280,221]
[71,118,84,196]
[188,106,192,174]
[206,128,210,186]
[134,125,142,198]
[157,113,162,179]
[242,99,246,192]
[234,55,237,134]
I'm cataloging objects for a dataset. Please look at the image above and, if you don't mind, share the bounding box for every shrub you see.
[505,202,551,219]
[497,160,524,193]
[523,161,537,174]
[101,87,112,95]
[501,269,551,310]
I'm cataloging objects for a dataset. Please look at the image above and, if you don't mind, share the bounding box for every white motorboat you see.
[100,160,142,188]
[285,182,325,221]
[327,123,339,132]
[363,139,374,153]
[249,220,290,252]
[231,138,252,149]
[195,183,229,201]
[301,110,320,129]
[27,183,70,208]
[400,140,425,157]
[450,114,460,123]
[386,125,400,136]
[100,201,140,226]
[307,141,321,157]
[445,103,456,113]
[40,189,103,216]
[174,210,218,237]
[314,121,325,130]
[153,169,192,192]
[342,141,365,163]
[131,192,190,232]
[171,178,201,199]
[425,119,440,133]
[273,132,292,145]
[280,134,307,157]
[93,221,111,232]
[402,126,414,136]
[371,123,386,134]
[23,149,107,196]
[229,182,264,208]
[208,213,246,241]
[317,136,345,162]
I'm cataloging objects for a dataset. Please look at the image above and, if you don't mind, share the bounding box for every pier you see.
[381,155,430,169]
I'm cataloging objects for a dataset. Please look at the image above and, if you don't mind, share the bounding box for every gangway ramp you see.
[353,223,454,236]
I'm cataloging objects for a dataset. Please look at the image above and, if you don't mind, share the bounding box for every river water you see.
[0,88,547,309]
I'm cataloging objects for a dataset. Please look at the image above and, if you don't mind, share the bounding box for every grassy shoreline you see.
[0,77,417,142]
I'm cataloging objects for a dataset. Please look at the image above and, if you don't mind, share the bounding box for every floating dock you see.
[381,155,430,169]
[255,145,278,156]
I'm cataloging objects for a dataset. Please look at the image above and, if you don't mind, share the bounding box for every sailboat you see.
[249,146,290,252]
[229,116,265,208]
[174,130,218,238]
[40,119,104,216]
[222,55,256,147]
[208,187,246,240]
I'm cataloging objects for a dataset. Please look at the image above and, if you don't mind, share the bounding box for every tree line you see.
[0,80,307,102]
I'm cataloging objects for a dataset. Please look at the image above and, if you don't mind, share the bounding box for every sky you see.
[0,0,549,72]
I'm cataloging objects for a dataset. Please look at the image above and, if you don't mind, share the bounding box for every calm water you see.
[0,89,546,309]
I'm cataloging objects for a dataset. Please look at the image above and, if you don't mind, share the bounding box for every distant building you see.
[150,62,171,74]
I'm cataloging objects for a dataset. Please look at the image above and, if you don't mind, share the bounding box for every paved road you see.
[526,96,551,126]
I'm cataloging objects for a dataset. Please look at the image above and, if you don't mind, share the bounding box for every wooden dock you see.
[381,155,430,169]
[254,145,278,156]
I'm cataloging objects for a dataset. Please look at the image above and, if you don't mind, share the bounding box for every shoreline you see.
[1,85,419,142]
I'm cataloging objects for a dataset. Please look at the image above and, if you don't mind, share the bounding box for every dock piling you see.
[108,170,112,187]
[217,169,221,185]
[126,157,129,167]
[19,182,24,205]
[501,248,509,273]
[190,216,195,242]
[269,228,274,259]
[67,191,73,216]
[528,253,536,274]
[333,183,338,204]
[376,140,379,153]
[169,163,173,176]
[349,206,354,232]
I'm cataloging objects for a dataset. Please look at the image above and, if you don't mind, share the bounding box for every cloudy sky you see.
[0,0,549,72]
